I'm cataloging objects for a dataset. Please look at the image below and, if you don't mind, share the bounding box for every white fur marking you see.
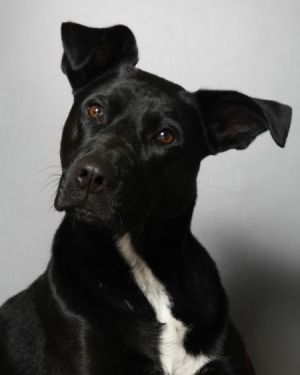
[117,233,211,375]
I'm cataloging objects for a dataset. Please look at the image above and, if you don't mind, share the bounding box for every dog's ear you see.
[193,90,292,154]
[61,22,138,91]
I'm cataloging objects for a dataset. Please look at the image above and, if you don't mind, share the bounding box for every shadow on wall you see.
[218,236,300,375]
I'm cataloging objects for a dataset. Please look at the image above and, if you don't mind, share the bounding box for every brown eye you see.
[86,103,104,122]
[156,128,176,145]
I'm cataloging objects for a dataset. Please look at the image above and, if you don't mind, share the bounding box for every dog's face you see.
[55,23,291,235]
[55,68,204,233]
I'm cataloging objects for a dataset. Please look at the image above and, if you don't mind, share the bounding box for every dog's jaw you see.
[116,233,211,375]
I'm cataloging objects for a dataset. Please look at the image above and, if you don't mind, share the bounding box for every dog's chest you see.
[117,234,210,375]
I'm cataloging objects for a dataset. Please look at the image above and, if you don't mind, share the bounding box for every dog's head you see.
[55,22,292,235]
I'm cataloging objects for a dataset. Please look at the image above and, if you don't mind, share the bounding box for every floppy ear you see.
[61,22,138,91]
[194,90,292,154]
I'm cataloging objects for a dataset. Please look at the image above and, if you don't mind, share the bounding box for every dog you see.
[0,22,292,375]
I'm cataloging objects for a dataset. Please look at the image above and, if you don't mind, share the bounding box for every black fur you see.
[0,22,292,374]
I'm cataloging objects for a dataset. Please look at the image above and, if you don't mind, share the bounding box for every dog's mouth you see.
[59,198,119,227]
[55,183,124,231]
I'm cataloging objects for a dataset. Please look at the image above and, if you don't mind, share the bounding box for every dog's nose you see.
[55,157,116,212]
[74,159,113,194]
[76,164,104,193]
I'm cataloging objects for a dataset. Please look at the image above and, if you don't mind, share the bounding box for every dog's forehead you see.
[78,67,185,108]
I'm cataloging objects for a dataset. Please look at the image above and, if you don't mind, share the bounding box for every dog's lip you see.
[66,207,98,218]
[54,192,70,212]
[54,193,91,214]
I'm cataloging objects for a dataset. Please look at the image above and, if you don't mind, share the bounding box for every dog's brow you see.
[144,99,155,113]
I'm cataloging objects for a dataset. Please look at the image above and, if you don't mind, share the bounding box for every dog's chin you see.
[66,207,99,223]
[64,207,124,234]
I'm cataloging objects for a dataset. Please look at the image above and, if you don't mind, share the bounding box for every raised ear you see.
[61,22,138,91]
[193,90,292,154]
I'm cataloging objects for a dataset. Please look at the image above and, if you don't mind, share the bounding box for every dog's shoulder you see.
[0,275,48,374]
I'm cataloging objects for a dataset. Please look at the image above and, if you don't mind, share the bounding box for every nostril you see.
[76,167,90,188]
[78,168,89,178]
[94,175,104,186]
[90,174,105,193]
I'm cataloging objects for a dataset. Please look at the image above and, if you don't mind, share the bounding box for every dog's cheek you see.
[146,164,197,219]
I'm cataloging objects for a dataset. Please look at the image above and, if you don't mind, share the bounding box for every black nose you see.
[54,157,116,212]
[75,161,109,194]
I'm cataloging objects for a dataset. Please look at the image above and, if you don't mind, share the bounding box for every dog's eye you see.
[156,128,176,145]
[86,103,104,122]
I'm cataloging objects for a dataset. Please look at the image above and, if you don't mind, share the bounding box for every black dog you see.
[0,23,292,375]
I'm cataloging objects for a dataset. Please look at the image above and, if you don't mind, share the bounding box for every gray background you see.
[0,0,299,374]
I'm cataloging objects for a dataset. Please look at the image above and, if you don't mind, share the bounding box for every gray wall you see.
[0,1,299,374]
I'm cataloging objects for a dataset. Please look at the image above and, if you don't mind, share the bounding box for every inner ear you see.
[194,90,292,154]
[207,99,266,151]
[61,22,138,91]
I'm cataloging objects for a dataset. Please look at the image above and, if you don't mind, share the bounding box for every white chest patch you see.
[116,234,210,375]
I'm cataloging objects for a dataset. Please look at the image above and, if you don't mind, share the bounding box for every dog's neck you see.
[129,206,194,269]
[49,206,195,311]
[49,206,227,350]
[54,198,195,260]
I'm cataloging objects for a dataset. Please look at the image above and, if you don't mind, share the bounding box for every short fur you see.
[0,22,292,374]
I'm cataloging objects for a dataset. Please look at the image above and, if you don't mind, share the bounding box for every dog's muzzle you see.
[54,155,118,216]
